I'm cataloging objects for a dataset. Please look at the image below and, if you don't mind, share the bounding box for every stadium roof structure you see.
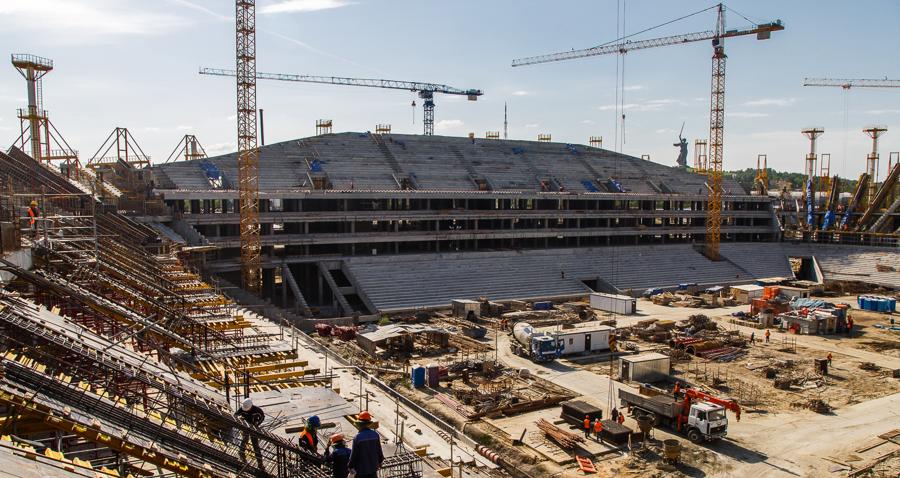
[153,133,745,196]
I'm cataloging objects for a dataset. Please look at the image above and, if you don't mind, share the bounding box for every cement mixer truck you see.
[510,322,562,362]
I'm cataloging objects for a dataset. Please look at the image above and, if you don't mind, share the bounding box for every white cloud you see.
[0,0,187,39]
[167,0,231,21]
[143,126,162,132]
[623,85,644,91]
[865,109,900,115]
[524,123,539,128]
[176,125,193,131]
[435,119,464,131]
[655,128,674,134]
[580,119,596,125]
[511,90,531,96]
[728,112,770,118]
[226,114,237,121]
[597,99,682,112]
[744,98,796,107]
[260,0,353,14]
[205,142,235,155]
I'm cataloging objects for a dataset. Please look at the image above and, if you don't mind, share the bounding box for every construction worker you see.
[349,411,384,478]
[611,408,619,422]
[299,415,321,454]
[764,329,771,343]
[673,381,681,399]
[750,331,755,344]
[827,352,833,366]
[583,415,591,438]
[324,433,352,478]
[593,417,603,443]
[234,398,266,472]
[26,200,38,238]
[617,413,625,425]
[847,316,854,337]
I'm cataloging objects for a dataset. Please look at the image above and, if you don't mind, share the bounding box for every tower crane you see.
[199,68,483,136]
[803,78,900,89]
[511,4,784,260]
[235,0,262,294]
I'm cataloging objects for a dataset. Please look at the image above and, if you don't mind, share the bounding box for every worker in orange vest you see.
[764,329,771,343]
[299,415,321,454]
[846,316,854,337]
[826,352,833,366]
[593,418,603,443]
[583,415,591,438]
[617,413,625,425]
[673,381,681,399]
[26,200,38,238]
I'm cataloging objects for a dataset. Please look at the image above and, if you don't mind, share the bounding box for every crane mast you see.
[235,0,262,294]
[706,4,727,260]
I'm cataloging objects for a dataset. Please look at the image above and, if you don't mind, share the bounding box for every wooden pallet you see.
[575,455,596,474]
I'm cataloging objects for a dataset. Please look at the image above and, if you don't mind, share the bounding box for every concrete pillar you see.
[318,273,324,305]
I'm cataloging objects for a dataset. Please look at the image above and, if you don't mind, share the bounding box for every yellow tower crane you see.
[235,0,262,293]
[511,3,784,260]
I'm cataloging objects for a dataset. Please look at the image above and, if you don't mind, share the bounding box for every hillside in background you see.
[725,168,859,194]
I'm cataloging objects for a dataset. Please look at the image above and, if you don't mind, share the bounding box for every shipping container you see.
[619,353,671,382]
[589,293,636,315]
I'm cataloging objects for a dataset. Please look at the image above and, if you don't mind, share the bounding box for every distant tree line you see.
[725,168,860,193]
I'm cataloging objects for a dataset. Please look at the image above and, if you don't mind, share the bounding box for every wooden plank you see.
[245,360,309,374]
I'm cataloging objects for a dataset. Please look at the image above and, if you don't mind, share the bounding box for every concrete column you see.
[281,266,287,308]
[318,273,324,305]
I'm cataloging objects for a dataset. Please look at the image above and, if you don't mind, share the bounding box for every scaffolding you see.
[316,119,333,135]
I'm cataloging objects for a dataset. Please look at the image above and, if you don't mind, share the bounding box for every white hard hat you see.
[242,398,253,411]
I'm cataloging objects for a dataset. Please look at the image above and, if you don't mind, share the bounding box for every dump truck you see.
[618,388,740,443]
[510,322,561,362]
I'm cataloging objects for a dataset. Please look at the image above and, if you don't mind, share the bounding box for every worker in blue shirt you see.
[348,411,384,478]
[324,433,352,478]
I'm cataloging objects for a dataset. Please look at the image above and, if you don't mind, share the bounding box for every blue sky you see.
[1,0,898,177]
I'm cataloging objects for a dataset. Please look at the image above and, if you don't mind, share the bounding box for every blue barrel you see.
[860,297,869,310]
[411,366,426,388]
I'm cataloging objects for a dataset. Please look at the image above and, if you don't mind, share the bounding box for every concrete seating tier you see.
[346,244,755,312]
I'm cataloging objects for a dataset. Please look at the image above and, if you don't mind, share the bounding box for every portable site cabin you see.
[619,353,671,383]
[541,322,615,355]
[590,293,636,315]
[730,284,765,304]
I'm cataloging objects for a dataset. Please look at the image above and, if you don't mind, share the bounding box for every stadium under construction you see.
[0,3,899,478]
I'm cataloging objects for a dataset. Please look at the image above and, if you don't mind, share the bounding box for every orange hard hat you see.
[358,411,372,421]
[330,433,345,444]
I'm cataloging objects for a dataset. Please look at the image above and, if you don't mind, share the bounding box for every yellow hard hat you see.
[30,200,38,207]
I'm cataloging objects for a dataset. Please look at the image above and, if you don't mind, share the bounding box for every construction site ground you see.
[490,296,899,477]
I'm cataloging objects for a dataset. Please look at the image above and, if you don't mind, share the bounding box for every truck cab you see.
[532,335,560,361]
[686,402,728,442]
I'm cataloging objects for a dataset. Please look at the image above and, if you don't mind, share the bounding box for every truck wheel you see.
[687,428,703,444]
